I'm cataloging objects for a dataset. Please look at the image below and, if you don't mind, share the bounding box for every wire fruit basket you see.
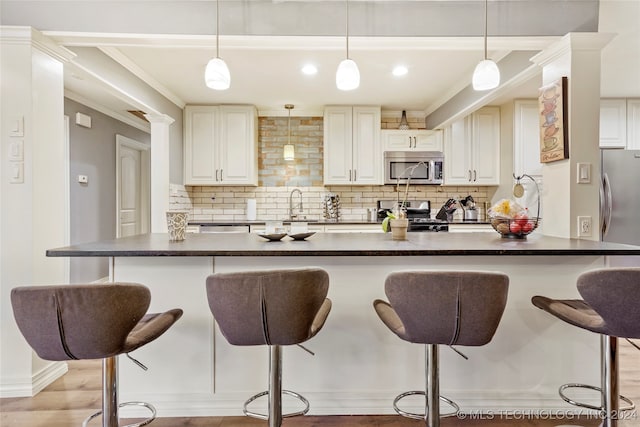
[491,217,540,239]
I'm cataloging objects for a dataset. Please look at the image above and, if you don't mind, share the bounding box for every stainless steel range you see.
[376,200,449,232]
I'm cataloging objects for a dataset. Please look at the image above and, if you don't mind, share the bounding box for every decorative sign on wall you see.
[538,77,569,163]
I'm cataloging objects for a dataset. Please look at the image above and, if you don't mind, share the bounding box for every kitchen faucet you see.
[289,188,303,220]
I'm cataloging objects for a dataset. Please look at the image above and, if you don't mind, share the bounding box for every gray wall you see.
[65,98,150,282]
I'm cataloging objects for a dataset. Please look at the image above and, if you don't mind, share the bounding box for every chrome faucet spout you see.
[289,188,303,220]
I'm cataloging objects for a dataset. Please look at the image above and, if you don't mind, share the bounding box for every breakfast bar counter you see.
[47,233,640,418]
[46,231,640,257]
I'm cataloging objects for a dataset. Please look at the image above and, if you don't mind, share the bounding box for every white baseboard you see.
[0,361,68,398]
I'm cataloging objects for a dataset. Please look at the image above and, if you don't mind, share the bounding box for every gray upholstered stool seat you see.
[11,283,183,427]
[374,271,509,427]
[532,267,640,427]
[206,268,331,427]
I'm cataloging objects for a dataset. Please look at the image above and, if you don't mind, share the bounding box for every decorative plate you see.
[288,232,316,241]
[257,232,287,241]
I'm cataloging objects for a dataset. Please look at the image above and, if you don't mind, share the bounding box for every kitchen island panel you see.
[111,254,605,417]
[112,256,217,412]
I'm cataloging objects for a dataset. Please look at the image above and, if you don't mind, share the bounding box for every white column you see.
[0,26,73,397]
[145,113,175,233]
[531,33,614,239]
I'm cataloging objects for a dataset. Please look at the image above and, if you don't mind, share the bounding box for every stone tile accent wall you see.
[259,116,323,187]
[381,111,427,129]
[181,184,495,222]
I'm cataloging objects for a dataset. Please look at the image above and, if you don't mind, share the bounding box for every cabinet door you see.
[414,130,443,151]
[600,99,627,148]
[444,117,472,184]
[352,107,382,184]
[323,107,353,184]
[627,99,640,150]
[382,130,413,150]
[514,100,543,179]
[472,107,500,185]
[382,130,443,151]
[184,106,219,185]
[219,106,258,185]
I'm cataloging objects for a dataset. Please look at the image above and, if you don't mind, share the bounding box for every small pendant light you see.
[336,0,360,91]
[472,0,500,91]
[205,0,230,90]
[283,104,295,161]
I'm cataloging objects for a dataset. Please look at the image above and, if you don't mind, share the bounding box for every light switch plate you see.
[577,163,591,184]
[8,140,23,161]
[10,117,24,137]
[9,161,24,184]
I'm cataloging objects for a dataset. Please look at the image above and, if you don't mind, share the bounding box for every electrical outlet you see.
[577,216,592,237]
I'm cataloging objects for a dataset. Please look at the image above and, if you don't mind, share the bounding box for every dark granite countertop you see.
[189,220,492,226]
[46,232,640,257]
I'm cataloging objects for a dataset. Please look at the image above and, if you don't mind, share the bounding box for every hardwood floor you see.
[1,340,638,427]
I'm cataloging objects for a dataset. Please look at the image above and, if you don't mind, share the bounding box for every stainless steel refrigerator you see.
[601,149,640,266]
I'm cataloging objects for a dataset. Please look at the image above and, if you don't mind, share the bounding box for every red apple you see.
[514,213,529,226]
[522,221,534,233]
[509,222,522,234]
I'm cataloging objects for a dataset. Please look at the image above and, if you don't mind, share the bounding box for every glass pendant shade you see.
[205,57,230,90]
[472,59,500,91]
[336,58,360,91]
[283,144,295,161]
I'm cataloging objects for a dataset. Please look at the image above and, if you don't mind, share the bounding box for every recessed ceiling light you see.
[392,65,408,77]
[301,64,318,75]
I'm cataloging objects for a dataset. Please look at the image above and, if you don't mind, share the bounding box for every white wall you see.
[1,27,70,397]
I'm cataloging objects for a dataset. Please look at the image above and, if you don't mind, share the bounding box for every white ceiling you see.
[40,0,640,128]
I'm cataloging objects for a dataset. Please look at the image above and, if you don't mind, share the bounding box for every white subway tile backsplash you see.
[170,184,496,223]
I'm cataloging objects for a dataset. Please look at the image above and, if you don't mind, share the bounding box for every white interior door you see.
[116,135,150,238]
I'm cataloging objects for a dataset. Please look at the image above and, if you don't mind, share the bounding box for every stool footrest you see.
[82,401,157,427]
[243,389,310,420]
[559,383,635,413]
[393,390,460,421]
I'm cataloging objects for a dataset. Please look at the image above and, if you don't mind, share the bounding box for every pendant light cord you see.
[483,0,488,60]
[288,107,291,145]
[216,0,220,58]
[345,0,350,59]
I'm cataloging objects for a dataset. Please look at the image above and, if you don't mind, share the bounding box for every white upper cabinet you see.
[600,98,640,149]
[600,99,627,148]
[443,107,500,186]
[627,99,640,150]
[513,100,543,179]
[184,105,258,186]
[381,129,443,151]
[324,106,382,185]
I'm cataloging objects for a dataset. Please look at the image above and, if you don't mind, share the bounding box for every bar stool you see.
[206,268,331,427]
[11,283,183,427]
[532,267,639,427]
[373,270,509,427]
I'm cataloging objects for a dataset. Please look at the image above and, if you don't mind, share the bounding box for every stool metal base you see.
[393,391,460,421]
[82,401,157,427]
[243,390,310,420]
[559,383,635,412]
[557,335,636,427]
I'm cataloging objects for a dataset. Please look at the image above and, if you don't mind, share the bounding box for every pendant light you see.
[204,0,230,90]
[283,104,295,161]
[472,0,500,91]
[336,0,360,91]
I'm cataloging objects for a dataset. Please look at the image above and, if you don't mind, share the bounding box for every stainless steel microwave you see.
[384,151,444,185]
